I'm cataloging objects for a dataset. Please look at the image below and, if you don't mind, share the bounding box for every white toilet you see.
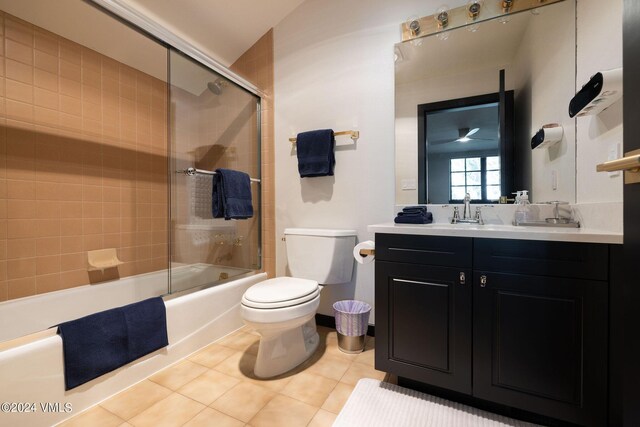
[241,228,357,378]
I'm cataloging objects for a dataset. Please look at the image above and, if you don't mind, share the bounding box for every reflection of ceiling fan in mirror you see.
[431,127,495,145]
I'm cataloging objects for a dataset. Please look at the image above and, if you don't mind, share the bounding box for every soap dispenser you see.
[514,190,532,225]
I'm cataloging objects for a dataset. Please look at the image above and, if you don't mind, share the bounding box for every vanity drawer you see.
[474,238,609,281]
[375,234,472,268]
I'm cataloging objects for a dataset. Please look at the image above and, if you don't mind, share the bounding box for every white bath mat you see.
[333,379,540,427]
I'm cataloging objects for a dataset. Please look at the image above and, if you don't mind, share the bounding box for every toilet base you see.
[248,314,319,378]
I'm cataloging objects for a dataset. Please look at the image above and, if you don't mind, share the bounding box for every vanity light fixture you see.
[400,0,563,42]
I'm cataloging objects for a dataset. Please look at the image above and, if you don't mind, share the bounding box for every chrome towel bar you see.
[177,167,261,183]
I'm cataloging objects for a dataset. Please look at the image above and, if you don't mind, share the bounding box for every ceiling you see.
[0,0,306,86]
[0,0,167,80]
[426,104,499,155]
[118,0,306,66]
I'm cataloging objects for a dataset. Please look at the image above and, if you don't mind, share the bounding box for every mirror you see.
[395,0,576,204]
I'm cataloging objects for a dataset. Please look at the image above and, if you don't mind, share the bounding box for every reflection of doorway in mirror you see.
[418,92,514,204]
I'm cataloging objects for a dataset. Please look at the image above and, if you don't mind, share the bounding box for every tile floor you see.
[60,326,391,427]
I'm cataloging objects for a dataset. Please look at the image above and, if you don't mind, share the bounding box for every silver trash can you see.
[333,300,372,354]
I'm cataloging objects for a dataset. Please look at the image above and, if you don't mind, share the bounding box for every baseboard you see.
[315,313,375,337]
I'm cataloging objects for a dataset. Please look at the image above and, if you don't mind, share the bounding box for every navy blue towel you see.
[402,206,427,214]
[394,210,432,224]
[212,168,253,220]
[296,129,335,177]
[57,297,168,390]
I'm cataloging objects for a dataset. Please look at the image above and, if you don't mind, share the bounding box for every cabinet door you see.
[376,261,472,394]
[473,271,608,426]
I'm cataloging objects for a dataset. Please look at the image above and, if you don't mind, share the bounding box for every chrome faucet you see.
[463,193,471,220]
[451,193,484,224]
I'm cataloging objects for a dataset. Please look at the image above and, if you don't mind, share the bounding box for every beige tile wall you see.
[231,29,275,278]
[0,12,168,301]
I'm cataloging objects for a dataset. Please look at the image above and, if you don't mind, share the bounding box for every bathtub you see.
[0,267,266,427]
[0,263,251,343]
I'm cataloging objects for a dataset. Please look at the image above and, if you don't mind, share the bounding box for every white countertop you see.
[367,222,623,244]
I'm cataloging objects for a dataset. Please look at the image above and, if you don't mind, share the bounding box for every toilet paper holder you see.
[359,248,375,257]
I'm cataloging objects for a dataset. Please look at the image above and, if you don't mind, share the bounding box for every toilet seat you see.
[242,277,319,309]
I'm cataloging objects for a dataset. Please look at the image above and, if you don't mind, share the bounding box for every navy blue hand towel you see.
[296,129,335,177]
[394,209,433,224]
[397,211,430,217]
[394,213,433,224]
[402,206,427,214]
[212,168,253,220]
[57,297,168,390]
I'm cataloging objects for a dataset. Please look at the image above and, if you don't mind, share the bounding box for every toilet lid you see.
[242,277,319,309]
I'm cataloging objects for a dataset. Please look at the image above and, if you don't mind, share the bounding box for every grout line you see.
[95,403,126,423]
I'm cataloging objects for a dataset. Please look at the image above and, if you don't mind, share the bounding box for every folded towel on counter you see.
[57,297,168,390]
[394,213,433,224]
[212,168,253,220]
[401,206,428,214]
[396,211,429,217]
[296,129,336,177]
[394,208,432,224]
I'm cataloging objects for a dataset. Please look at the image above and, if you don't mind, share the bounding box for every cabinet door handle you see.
[480,275,487,287]
[459,272,466,284]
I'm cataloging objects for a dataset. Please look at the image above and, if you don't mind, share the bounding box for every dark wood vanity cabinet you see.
[375,234,472,394]
[375,234,610,426]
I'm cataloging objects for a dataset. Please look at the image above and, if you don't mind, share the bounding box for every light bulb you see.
[467,1,482,20]
[435,5,450,29]
[406,15,421,37]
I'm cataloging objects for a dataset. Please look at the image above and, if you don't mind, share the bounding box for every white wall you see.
[575,0,623,203]
[512,0,576,202]
[273,0,624,324]
[274,0,466,322]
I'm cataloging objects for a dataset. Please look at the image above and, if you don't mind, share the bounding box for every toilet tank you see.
[284,228,357,284]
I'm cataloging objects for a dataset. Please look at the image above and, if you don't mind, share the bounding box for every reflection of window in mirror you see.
[450,156,501,203]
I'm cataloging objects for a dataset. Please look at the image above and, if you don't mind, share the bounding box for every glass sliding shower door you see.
[169,49,261,294]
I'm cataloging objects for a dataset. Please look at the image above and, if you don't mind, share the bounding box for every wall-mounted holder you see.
[596,149,640,185]
[359,248,375,257]
[289,130,360,145]
[87,248,124,272]
[531,123,563,150]
[569,68,623,118]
